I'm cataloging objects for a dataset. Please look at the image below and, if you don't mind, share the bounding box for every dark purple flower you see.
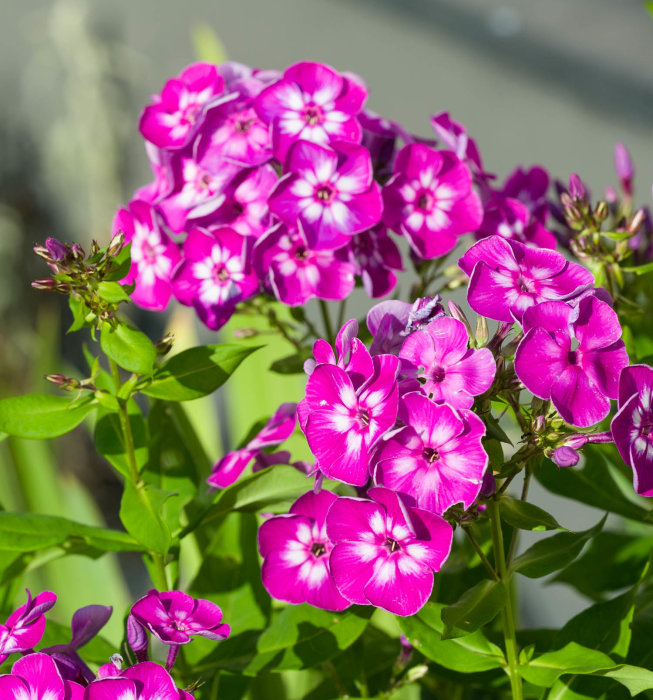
[0,652,84,700]
[348,225,403,298]
[476,196,556,250]
[258,490,349,611]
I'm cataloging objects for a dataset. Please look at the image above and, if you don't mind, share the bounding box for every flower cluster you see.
[0,588,229,698]
[112,60,513,330]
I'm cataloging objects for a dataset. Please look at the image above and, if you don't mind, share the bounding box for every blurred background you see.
[0,0,651,644]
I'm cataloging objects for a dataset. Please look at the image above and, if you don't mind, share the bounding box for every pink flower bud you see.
[614,142,634,197]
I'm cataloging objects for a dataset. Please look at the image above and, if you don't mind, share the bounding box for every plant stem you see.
[462,526,500,581]
[319,299,335,344]
[109,357,169,591]
[336,298,348,329]
[506,470,532,566]
[489,498,523,700]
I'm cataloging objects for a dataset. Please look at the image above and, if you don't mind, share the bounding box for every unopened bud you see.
[71,243,85,260]
[155,333,175,356]
[447,300,473,341]
[405,664,429,683]
[33,245,51,261]
[90,240,101,256]
[45,374,80,391]
[107,231,125,258]
[551,446,579,468]
[568,173,587,201]
[232,327,259,339]
[479,470,496,497]
[594,201,609,222]
[604,186,618,204]
[614,142,634,197]
[628,209,646,235]
[475,314,489,346]
[31,278,58,291]
[532,415,546,433]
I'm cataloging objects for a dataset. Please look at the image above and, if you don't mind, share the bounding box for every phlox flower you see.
[172,227,258,331]
[302,350,399,486]
[112,200,181,312]
[382,143,483,259]
[139,62,228,150]
[0,589,56,664]
[373,392,488,514]
[268,140,383,251]
[255,61,366,162]
[85,662,192,700]
[258,490,349,611]
[611,364,653,496]
[0,652,84,700]
[326,487,453,616]
[367,300,414,356]
[203,104,271,167]
[458,235,594,324]
[476,196,556,249]
[348,225,403,298]
[515,297,629,427]
[399,315,496,409]
[207,402,298,488]
[253,224,355,306]
[430,112,491,185]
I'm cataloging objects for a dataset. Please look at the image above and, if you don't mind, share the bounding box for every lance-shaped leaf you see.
[0,394,95,439]
[398,602,506,673]
[119,481,174,555]
[100,323,156,375]
[441,579,506,639]
[518,642,616,687]
[142,344,261,401]
[511,516,605,579]
[500,496,565,532]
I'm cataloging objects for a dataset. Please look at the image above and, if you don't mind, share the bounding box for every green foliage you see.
[119,480,174,555]
[0,393,95,439]
[441,579,506,639]
[100,323,157,375]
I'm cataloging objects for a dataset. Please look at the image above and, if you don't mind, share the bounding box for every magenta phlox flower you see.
[502,165,550,223]
[614,142,634,197]
[302,352,399,486]
[130,590,229,649]
[382,143,483,259]
[42,605,112,684]
[268,140,383,251]
[348,225,403,298]
[134,144,175,204]
[399,316,495,409]
[85,662,191,700]
[207,402,298,488]
[211,165,277,238]
[112,200,181,312]
[373,392,488,513]
[515,297,629,427]
[258,490,349,611]
[255,61,366,162]
[0,589,56,664]
[0,652,84,700]
[459,235,595,324]
[611,364,653,496]
[156,147,243,233]
[253,224,355,306]
[326,487,453,616]
[172,227,258,330]
[139,63,229,150]
[476,196,556,249]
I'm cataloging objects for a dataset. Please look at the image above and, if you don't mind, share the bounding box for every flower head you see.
[0,652,84,700]
[326,487,453,615]
[85,661,192,700]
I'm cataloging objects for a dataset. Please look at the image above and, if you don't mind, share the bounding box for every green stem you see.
[319,299,335,344]
[463,526,500,581]
[336,298,348,329]
[489,498,523,700]
[506,470,532,566]
[109,357,169,591]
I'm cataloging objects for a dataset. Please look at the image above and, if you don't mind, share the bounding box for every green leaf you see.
[518,642,615,687]
[246,605,372,674]
[398,602,506,673]
[269,348,312,375]
[142,344,260,401]
[100,323,156,375]
[67,295,87,332]
[511,517,605,579]
[536,446,653,523]
[500,496,564,532]
[0,512,142,554]
[119,481,173,554]
[484,413,513,445]
[647,1,653,17]
[622,261,653,276]
[0,394,95,439]
[97,281,130,303]
[596,664,653,695]
[441,579,506,639]
[103,243,132,281]
[203,465,312,526]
